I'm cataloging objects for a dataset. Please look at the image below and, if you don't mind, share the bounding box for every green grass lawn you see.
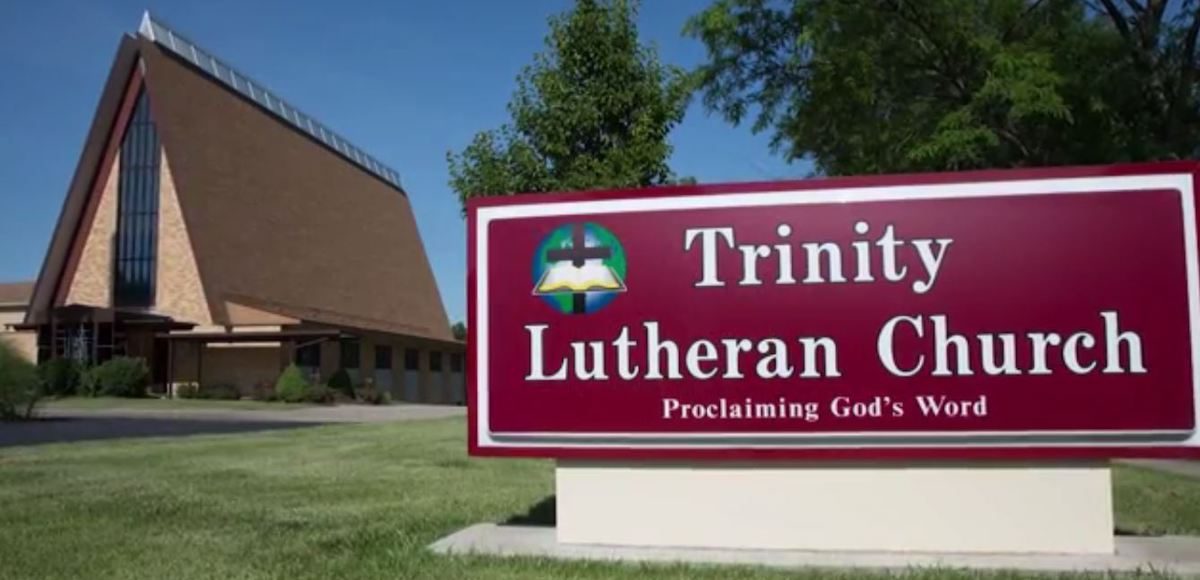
[1114,464,1200,536]
[42,396,315,411]
[0,419,1193,580]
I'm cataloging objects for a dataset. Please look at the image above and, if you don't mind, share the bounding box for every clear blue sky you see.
[0,0,803,323]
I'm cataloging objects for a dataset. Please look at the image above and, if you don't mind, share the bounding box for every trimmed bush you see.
[177,383,240,400]
[305,384,336,404]
[274,364,310,403]
[250,380,276,402]
[86,357,149,398]
[356,385,390,406]
[327,368,354,398]
[0,341,41,420]
[175,383,201,399]
[38,358,82,397]
[79,367,98,397]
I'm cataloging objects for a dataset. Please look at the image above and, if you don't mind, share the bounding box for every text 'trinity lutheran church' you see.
[6,13,465,403]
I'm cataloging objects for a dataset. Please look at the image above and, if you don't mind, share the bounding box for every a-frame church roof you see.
[27,13,454,343]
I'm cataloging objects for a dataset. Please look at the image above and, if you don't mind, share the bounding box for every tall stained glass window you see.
[113,89,159,307]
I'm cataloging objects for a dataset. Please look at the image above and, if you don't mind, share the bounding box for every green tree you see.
[685,0,1200,175]
[0,341,41,420]
[448,0,691,210]
[451,322,467,341]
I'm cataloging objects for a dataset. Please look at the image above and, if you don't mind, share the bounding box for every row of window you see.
[295,340,462,373]
[36,323,120,364]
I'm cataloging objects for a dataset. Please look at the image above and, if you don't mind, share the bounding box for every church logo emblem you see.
[532,223,627,314]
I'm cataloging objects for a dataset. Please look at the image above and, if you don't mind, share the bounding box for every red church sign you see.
[467,163,1200,460]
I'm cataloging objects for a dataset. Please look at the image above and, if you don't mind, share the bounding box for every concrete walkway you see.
[431,524,1200,575]
[0,404,464,448]
[37,403,465,424]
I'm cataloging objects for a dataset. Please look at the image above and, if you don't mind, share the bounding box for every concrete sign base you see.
[431,525,1200,574]
[555,460,1114,555]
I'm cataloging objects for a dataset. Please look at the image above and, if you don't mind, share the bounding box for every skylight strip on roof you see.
[137,13,403,191]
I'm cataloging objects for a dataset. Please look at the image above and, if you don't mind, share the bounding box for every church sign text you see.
[468,164,1200,459]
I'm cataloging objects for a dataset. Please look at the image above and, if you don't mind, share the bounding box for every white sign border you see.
[473,174,1200,450]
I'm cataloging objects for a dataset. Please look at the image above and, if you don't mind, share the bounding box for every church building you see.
[17,14,464,403]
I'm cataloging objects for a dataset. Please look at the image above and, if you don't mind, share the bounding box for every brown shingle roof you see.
[139,39,452,341]
[137,14,404,192]
[0,281,34,305]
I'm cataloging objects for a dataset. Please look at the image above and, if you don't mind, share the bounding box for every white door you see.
[376,369,394,393]
[404,370,420,402]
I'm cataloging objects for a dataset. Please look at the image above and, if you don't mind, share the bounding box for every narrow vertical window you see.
[113,89,159,307]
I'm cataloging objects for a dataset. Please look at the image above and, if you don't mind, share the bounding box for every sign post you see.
[468,163,1200,554]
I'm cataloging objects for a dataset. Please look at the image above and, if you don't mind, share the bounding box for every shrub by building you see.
[274,363,310,403]
[38,357,82,397]
[0,341,41,420]
[83,357,149,398]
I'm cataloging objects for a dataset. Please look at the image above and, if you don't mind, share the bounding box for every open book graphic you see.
[534,260,626,294]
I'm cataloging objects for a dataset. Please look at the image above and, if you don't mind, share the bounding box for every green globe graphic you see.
[531,223,627,314]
